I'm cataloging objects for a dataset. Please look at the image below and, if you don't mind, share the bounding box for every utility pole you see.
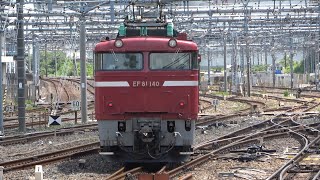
[289,35,294,89]
[207,50,210,85]
[223,33,227,92]
[240,45,245,96]
[243,0,250,96]
[252,50,255,66]
[80,8,88,124]
[32,33,37,102]
[0,30,4,135]
[208,0,212,86]
[315,1,320,91]
[35,41,40,99]
[231,34,238,93]
[54,47,57,77]
[316,64,319,91]
[73,50,78,76]
[271,37,276,88]
[245,46,250,96]
[271,53,276,87]
[80,19,87,124]
[32,34,39,99]
[17,0,26,132]
[66,1,109,124]
[264,45,268,71]
[284,52,287,68]
[45,43,48,77]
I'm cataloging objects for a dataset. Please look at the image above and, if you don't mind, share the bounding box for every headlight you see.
[168,39,177,48]
[114,39,123,48]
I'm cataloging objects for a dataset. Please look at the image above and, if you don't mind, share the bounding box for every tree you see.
[252,64,268,72]
[38,50,93,77]
[278,55,304,74]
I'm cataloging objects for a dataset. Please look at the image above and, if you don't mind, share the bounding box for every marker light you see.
[118,121,126,132]
[108,102,113,107]
[114,39,123,48]
[168,39,177,48]
[179,102,185,107]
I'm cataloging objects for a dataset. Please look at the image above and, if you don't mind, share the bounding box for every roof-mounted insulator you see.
[119,23,126,37]
[140,27,147,36]
[167,22,173,37]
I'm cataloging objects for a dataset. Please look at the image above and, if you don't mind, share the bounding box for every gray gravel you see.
[4,155,123,180]
[179,137,300,180]
[2,114,303,180]
[195,115,270,144]
[0,131,99,162]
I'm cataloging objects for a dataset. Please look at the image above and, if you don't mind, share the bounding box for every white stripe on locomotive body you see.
[95,81,198,87]
[95,81,130,87]
[162,81,198,86]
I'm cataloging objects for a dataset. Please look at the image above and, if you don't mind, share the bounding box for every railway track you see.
[4,80,320,179]
[3,77,96,130]
[253,85,320,99]
[101,99,320,179]
[0,142,100,172]
[168,100,320,179]
[0,123,97,146]
[2,107,95,130]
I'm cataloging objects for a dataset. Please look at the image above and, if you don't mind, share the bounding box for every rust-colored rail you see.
[0,123,97,146]
[0,142,100,172]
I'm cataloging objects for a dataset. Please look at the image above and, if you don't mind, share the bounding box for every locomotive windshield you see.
[95,52,199,71]
[149,52,198,70]
[95,53,143,70]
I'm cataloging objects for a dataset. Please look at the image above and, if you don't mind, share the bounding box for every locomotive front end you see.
[94,21,199,163]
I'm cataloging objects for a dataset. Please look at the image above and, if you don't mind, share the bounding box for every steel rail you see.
[107,167,125,180]
[195,122,320,150]
[108,167,142,180]
[267,136,320,180]
[312,170,320,180]
[0,142,100,172]
[172,101,317,178]
[168,131,308,178]
[0,123,97,146]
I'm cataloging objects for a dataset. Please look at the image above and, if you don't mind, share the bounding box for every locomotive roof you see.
[95,37,198,52]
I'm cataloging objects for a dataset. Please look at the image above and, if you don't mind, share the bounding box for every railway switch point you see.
[35,165,43,180]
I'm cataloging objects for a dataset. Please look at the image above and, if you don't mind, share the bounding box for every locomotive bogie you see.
[98,118,195,162]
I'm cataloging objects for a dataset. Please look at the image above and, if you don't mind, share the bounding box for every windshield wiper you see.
[110,49,119,62]
[163,53,189,69]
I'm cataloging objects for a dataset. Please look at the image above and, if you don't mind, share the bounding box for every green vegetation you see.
[252,65,268,72]
[250,55,305,74]
[211,67,223,72]
[29,51,94,77]
[25,99,36,110]
[283,89,289,97]
[278,55,304,74]
[214,91,229,96]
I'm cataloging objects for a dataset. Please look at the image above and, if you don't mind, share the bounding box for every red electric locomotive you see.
[94,10,200,163]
